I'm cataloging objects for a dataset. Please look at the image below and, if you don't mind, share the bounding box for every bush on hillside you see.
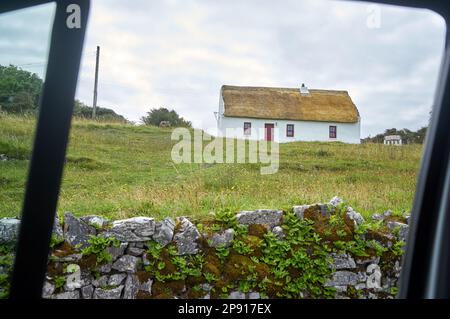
[0,65,42,114]
[141,107,191,127]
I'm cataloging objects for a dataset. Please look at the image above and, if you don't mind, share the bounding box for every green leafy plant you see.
[215,245,230,264]
[54,276,66,291]
[146,241,164,259]
[204,272,218,283]
[49,235,64,249]
[232,240,253,255]
[238,280,252,293]
[81,235,120,264]
[367,240,388,256]
[391,241,405,256]
[66,264,78,274]
[214,208,247,235]
[144,243,204,282]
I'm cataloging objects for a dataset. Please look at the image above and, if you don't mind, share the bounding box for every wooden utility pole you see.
[92,45,100,119]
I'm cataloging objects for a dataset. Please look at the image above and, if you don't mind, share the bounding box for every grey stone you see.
[336,295,351,299]
[236,209,283,228]
[346,207,365,227]
[81,285,94,299]
[65,264,82,291]
[387,221,409,242]
[293,205,310,219]
[383,210,393,218]
[42,281,55,298]
[106,242,128,261]
[200,283,212,292]
[133,242,144,248]
[331,253,356,270]
[325,271,359,286]
[108,273,127,286]
[174,217,201,255]
[53,290,80,299]
[294,204,330,220]
[80,272,93,287]
[356,256,380,266]
[272,226,285,240]
[153,217,175,246]
[329,196,344,207]
[80,215,109,229]
[97,262,112,274]
[334,286,347,293]
[382,277,398,290]
[368,231,395,248]
[93,285,124,299]
[405,214,411,224]
[53,253,82,263]
[142,253,150,266]
[371,214,384,221]
[126,246,145,256]
[367,292,378,299]
[248,292,260,299]
[63,212,96,249]
[123,274,140,299]
[208,228,235,248]
[228,291,246,299]
[53,215,64,239]
[355,283,366,290]
[92,275,109,288]
[140,278,153,294]
[394,260,402,277]
[0,218,20,243]
[112,255,140,273]
[356,271,368,283]
[105,217,155,242]
[366,264,382,289]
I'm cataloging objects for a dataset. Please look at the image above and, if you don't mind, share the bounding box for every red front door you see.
[265,123,274,141]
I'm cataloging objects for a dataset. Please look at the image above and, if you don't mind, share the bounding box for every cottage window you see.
[329,125,337,138]
[286,124,294,137]
[244,122,251,135]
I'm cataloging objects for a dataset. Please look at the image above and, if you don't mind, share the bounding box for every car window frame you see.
[1,0,449,299]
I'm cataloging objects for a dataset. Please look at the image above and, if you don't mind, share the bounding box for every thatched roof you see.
[221,85,359,123]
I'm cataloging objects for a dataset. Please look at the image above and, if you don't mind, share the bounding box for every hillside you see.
[0,113,423,220]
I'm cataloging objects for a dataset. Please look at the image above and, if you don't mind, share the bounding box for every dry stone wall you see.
[0,197,409,299]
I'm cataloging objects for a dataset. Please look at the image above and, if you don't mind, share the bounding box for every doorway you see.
[264,123,274,141]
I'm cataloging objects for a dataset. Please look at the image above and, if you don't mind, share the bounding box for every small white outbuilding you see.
[384,135,403,145]
[216,84,361,143]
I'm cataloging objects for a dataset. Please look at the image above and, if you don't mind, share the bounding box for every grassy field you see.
[0,113,423,220]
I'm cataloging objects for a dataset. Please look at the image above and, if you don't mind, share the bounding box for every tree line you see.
[0,64,191,127]
[362,127,427,144]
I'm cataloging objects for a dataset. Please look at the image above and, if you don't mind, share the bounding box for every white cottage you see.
[216,84,361,143]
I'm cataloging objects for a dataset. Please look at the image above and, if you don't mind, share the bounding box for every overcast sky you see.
[0,0,446,137]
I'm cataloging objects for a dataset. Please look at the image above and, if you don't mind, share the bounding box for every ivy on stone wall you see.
[0,197,408,299]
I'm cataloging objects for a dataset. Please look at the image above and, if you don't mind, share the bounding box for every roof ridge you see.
[221,85,348,95]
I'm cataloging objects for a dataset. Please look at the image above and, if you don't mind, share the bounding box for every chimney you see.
[300,83,309,95]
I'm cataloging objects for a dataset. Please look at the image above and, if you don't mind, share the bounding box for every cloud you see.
[0,0,446,137]
[0,3,55,78]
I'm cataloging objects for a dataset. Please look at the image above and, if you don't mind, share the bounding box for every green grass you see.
[0,113,423,220]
